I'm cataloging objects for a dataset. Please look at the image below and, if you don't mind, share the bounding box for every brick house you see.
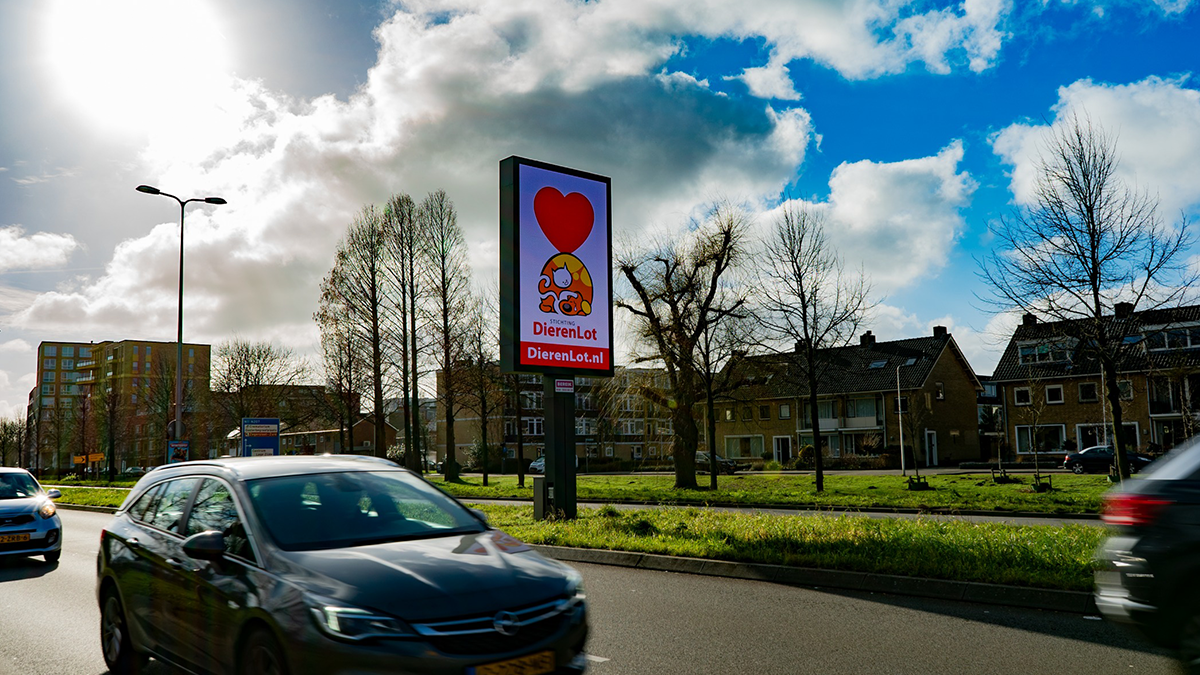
[991,303,1200,456]
[715,327,983,466]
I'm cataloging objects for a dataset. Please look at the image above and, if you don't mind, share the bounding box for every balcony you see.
[844,415,882,429]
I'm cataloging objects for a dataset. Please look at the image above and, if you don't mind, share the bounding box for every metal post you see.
[175,200,185,452]
[897,365,906,477]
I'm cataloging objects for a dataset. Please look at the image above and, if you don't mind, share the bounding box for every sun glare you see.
[43,0,232,135]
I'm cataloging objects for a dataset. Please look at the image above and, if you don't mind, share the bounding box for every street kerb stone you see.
[697,559,776,581]
[529,545,644,568]
[858,573,968,602]
[634,554,708,575]
[773,566,869,591]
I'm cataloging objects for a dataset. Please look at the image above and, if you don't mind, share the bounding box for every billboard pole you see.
[543,374,577,519]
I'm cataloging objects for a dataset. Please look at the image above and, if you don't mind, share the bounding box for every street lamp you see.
[135,185,225,460]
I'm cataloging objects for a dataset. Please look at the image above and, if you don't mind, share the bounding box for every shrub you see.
[764,460,782,472]
[798,444,815,467]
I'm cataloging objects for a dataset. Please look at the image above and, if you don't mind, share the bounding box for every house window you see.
[779,404,791,420]
[61,360,74,370]
[632,446,642,459]
[895,396,908,414]
[521,391,543,410]
[742,407,752,421]
[1046,385,1064,404]
[724,408,734,421]
[42,372,55,382]
[133,346,139,355]
[79,347,90,358]
[848,398,877,418]
[1078,382,1099,403]
[62,346,74,357]
[1014,388,1032,406]
[525,417,544,436]
[188,348,194,359]
[146,346,151,356]
[1146,326,1200,351]
[647,446,658,457]
[1119,380,1134,401]
[132,362,138,372]
[40,384,54,395]
[935,382,945,400]
[43,359,56,369]
[759,405,770,420]
[1014,424,1067,453]
[43,345,57,357]
[605,446,614,457]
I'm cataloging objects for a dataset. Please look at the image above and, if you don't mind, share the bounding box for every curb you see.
[529,545,1098,615]
[459,496,1102,521]
[56,504,1097,614]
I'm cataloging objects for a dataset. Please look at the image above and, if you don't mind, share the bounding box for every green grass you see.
[483,504,1105,591]
[428,473,1110,514]
[51,486,1106,591]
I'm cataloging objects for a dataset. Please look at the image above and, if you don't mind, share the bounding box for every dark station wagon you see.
[96,455,588,675]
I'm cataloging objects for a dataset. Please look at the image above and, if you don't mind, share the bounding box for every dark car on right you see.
[1063,445,1154,474]
[1094,437,1200,673]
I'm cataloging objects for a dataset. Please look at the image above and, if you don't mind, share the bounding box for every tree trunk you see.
[706,392,718,491]
[808,369,824,493]
[672,400,699,489]
[1102,355,1132,480]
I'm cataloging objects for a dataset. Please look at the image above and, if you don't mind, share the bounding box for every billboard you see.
[500,156,613,376]
[241,418,280,457]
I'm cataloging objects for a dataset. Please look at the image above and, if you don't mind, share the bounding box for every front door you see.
[773,437,792,463]
[925,430,938,467]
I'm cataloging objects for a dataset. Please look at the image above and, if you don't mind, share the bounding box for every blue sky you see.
[0,0,1198,418]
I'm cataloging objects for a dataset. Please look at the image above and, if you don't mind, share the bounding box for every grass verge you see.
[52,487,1105,591]
[428,473,1110,514]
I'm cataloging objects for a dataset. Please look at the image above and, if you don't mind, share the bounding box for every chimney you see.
[1022,313,1038,326]
[794,340,804,354]
[933,326,948,338]
[860,331,876,347]
[1115,301,1134,319]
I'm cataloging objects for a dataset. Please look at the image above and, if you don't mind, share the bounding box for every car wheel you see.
[239,627,289,675]
[100,588,145,674]
[1071,464,1085,474]
[44,550,60,563]
[1178,604,1200,675]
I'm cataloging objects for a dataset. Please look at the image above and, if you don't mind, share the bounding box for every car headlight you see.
[565,568,585,599]
[310,604,415,641]
[37,501,56,519]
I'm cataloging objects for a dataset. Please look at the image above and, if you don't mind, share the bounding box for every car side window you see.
[146,478,199,535]
[127,483,164,522]
[186,478,257,564]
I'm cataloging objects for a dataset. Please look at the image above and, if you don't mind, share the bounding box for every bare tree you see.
[210,339,310,436]
[1012,371,1053,489]
[382,193,425,471]
[460,295,504,486]
[420,190,472,480]
[325,206,395,456]
[761,203,873,492]
[0,417,20,466]
[981,114,1195,479]
[315,278,366,453]
[697,305,756,490]
[616,203,751,489]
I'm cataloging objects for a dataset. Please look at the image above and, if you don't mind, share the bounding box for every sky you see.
[1,0,1199,419]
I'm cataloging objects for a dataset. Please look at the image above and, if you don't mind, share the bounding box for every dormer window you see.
[1017,342,1072,365]
[1145,325,1200,351]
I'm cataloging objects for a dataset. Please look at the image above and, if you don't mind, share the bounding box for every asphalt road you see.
[0,510,1177,675]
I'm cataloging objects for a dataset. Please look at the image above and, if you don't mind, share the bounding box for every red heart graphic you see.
[534,187,594,254]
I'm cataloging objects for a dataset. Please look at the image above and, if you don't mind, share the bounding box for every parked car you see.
[1063,445,1155,474]
[0,467,63,564]
[96,455,588,675]
[1094,436,1200,673]
[120,467,146,478]
[528,456,577,474]
[694,451,740,475]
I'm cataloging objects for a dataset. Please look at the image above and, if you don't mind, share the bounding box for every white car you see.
[0,468,63,563]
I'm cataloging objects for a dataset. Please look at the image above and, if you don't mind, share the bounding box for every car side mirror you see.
[470,508,489,526]
[45,489,61,500]
[183,531,227,561]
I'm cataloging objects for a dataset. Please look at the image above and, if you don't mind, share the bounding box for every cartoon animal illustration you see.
[538,253,593,316]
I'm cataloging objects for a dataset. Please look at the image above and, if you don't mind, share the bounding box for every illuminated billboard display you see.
[500,156,613,376]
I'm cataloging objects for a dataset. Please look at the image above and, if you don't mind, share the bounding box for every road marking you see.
[585,654,610,663]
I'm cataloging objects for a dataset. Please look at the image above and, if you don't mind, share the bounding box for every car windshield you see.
[0,473,41,499]
[246,470,486,551]
[1142,437,1200,481]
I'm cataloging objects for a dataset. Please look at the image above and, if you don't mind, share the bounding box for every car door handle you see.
[166,558,196,572]
[126,537,141,549]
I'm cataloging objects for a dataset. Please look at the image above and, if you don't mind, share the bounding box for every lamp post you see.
[897,364,906,477]
[135,185,225,460]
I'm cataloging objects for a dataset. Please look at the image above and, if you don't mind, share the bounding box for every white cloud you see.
[761,141,975,290]
[993,76,1200,218]
[0,226,78,272]
[0,339,31,354]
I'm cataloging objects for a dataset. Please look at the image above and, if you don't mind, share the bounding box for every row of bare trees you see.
[317,190,475,478]
[617,113,1193,491]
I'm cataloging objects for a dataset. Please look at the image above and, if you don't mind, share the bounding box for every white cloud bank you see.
[993,76,1200,219]
[12,0,1000,354]
[0,226,77,272]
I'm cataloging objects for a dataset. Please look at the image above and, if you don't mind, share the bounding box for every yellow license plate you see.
[0,534,30,544]
[470,651,555,675]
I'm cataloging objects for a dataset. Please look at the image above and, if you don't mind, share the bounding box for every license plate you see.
[0,534,30,544]
[469,651,555,675]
